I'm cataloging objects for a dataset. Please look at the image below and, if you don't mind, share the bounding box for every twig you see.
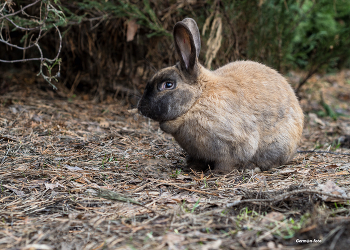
[297,150,350,156]
[329,227,345,250]
[156,182,220,197]
[1,147,11,166]
[303,225,343,249]
[95,188,158,214]
[295,66,318,94]
[0,37,39,51]
[227,189,350,207]
[295,53,335,94]
[0,1,63,88]
[1,10,47,31]
[0,0,41,20]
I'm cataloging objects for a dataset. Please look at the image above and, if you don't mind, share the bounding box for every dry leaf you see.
[2,184,25,196]
[325,164,339,169]
[202,239,222,250]
[260,212,285,225]
[126,19,138,42]
[22,244,53,250]
[70,181,84,188]
[89,183,101,189]
[15,164,28,171]
[309,113,325,127]
[256,231,274,242]
[338,122,350,135]
[86,188,98,195]
[87,125,103,133]
[334,171,350,176]
[255,174,266,182]
[279,169,296,175]
[64,165,83,171]
[44,183,64,190]
[32,114,42,122]
[161,233,185,249]
[9,106,17,114]
[99,120,109,128]
[318,180,348,201]
[297,169,310,175]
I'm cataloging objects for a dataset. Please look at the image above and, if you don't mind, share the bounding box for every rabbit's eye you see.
[165,82,174,88]
[159,81,176,91]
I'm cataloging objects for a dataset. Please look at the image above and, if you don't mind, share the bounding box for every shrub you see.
[1,0,350,95]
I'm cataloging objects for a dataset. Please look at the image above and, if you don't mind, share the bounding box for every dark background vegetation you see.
[1,0,350,101]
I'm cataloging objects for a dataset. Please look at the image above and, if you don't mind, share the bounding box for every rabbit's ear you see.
[173,18,201,74]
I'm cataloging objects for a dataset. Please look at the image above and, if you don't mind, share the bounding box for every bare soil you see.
[1,71,350,250]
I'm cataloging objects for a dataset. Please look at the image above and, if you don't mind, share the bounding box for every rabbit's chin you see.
[159,118,183,135]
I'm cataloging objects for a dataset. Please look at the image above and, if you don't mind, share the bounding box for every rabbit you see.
[138,18,304,173]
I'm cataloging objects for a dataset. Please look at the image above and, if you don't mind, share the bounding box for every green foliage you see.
[4,1,66,31]
[64,0,170,37]
[191,198,201,213]
[220,0,350,72]
[320,97,338,121]
[170,169,182,178]
[274,213,310,239]
[289,0,350,71]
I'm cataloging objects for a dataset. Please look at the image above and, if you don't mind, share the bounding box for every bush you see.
[1,0,350,96]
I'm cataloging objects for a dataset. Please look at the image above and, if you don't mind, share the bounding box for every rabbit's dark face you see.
[138,18,202,122]
[138,65,200,122]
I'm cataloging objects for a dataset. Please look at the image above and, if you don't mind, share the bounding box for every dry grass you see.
[1,71,350,249]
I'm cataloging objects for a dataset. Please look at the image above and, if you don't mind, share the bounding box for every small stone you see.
[267,241,276,249]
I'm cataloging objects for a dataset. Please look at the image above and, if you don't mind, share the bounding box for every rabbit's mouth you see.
[138,107,166,122]
[137,98,164,122]
[138,97,182,123]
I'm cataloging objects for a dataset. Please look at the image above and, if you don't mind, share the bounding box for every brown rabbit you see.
[138,18,304,173]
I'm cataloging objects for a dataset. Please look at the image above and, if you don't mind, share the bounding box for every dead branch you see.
[155,182,220,197]
[0,0,64,89]
[0,0,41,20]
[227,189,350,207]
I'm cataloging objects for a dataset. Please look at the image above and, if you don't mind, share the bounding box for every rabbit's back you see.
[213,61,297,107]
[210,61,303,133]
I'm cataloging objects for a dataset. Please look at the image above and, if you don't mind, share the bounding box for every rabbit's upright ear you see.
[173,18,201,75]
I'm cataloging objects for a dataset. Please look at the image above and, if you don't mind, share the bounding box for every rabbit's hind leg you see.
[186,156,212,172]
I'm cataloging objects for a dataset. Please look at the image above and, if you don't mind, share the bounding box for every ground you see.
[1,70,350,250]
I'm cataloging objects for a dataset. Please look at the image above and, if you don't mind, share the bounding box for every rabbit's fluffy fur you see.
[138,18,304,173]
